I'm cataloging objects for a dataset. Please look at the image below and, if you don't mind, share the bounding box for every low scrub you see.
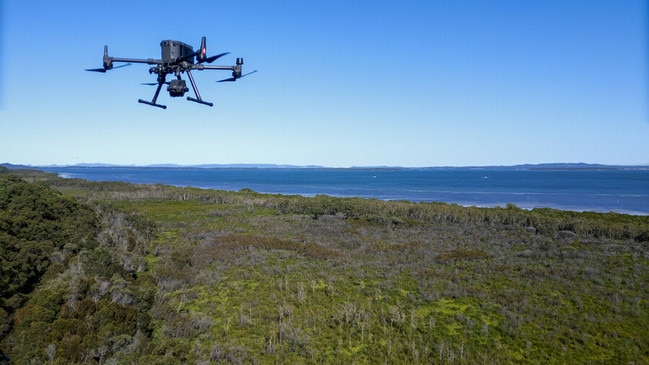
[1,171,648,364]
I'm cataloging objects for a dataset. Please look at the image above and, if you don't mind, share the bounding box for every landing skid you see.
[138,78,167,109]
[185,70,213,107]
[187,97,213,107]
[138,99,167,109]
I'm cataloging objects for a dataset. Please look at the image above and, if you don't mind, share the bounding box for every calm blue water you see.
[41,166,649,215]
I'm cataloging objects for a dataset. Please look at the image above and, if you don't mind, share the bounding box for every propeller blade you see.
[140,82,170,86]
[241,70,258,78]
[112,63,132,69]
[218,70,257,82]
[85,63,131,73]
[204,52,230,63]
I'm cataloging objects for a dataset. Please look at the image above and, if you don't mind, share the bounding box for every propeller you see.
[85,67,107,73]
[195,36,230,64]
[218,70,257,82]
[86,63,131,73]
[203,52,230,64]
[141,81,170,86]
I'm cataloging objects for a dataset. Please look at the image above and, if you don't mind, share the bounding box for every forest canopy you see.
[0,175,98,339]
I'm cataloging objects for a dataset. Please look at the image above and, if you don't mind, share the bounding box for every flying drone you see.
[86,36,256,109]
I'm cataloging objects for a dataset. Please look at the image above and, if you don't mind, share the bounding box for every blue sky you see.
[1,0,647,167]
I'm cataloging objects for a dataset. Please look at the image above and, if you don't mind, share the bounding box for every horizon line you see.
[4,162,649,170]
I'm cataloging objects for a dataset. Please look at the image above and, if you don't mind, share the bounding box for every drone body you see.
[86,37,256,109]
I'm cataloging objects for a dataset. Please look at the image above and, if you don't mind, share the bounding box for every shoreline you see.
[4,166,648,216]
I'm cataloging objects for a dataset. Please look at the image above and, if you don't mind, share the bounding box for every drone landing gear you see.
[185,70,213,107]
[138,99,167,109]
[187,97,213,107]
[138,79,167,109]
[138,69,214,108]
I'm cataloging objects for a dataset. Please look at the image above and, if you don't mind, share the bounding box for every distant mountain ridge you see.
[2,162,648,170]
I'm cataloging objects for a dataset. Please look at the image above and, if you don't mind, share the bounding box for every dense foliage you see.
[1,170,648,364]
[0,175,98,340]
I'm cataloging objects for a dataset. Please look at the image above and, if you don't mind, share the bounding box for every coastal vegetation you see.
[1,168,648,364]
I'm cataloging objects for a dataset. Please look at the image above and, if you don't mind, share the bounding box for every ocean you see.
[40,166,649,215]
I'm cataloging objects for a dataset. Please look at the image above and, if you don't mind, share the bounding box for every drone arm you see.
[110,57,161,65]
[191,64,235,71]
[198,58,256,82]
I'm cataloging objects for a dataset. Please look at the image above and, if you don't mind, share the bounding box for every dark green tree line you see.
[0,175,98,339]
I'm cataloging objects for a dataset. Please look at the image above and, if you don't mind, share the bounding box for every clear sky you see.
[1,0,647,167]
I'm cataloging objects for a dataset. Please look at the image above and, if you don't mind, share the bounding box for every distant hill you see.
[412,163,647,171]
[3,162,648,171]
[0,163,33,169]
[512,163,636,170]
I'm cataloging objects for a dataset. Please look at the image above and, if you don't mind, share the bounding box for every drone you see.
[86,36,256,109]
